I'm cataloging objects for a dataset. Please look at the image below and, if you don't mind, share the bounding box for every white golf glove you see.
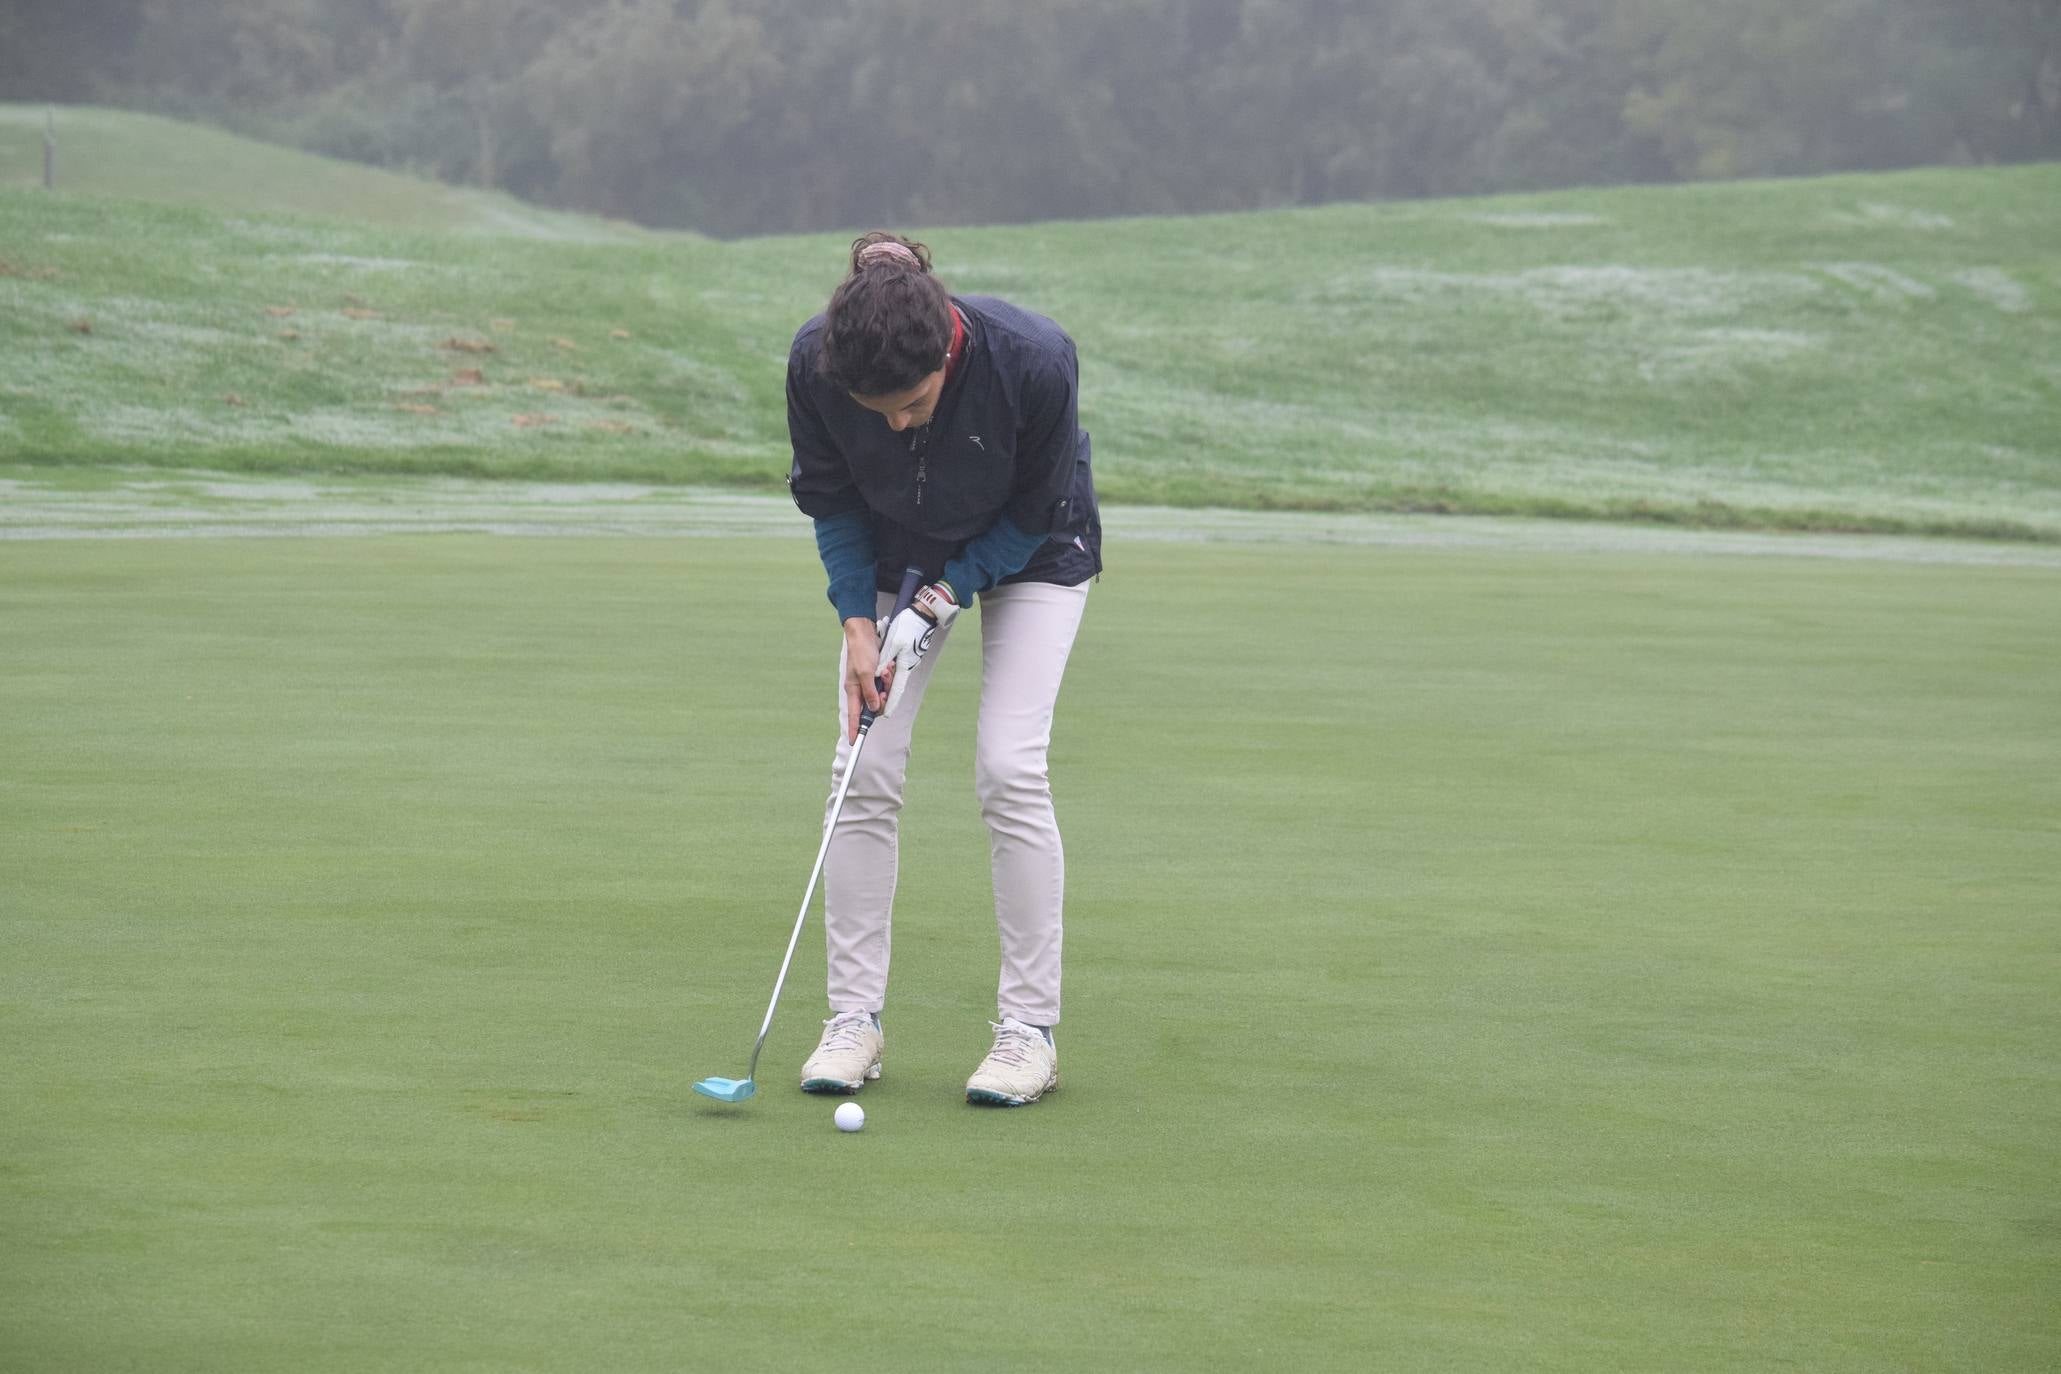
[876,581,960,717]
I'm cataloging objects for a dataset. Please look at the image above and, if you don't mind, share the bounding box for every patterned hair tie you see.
[857,241,920,270]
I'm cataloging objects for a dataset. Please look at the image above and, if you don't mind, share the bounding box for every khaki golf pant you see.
[823,578,1089,1026]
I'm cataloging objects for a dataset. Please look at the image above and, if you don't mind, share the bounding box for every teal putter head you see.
[691,1075,757,1103]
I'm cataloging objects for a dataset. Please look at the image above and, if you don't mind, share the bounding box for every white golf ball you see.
[834,1102,865,1132]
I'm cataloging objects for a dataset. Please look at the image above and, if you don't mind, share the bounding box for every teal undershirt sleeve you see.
[940,514,1047,605]
[813,511,879,623]
[816,511,1049,622]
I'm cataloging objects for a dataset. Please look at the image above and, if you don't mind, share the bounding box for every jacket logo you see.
[967,435,984,450]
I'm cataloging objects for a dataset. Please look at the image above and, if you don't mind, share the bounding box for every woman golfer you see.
[785,231,1101,1105]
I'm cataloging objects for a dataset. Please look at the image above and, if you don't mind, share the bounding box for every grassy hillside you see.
[0,105,642,239]
[0,107,2056,538]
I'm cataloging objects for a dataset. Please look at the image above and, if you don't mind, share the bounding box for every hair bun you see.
[820,232,952,396]
[850,232,931,275]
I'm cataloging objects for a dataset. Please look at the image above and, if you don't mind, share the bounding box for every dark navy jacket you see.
[787,294,1102,593]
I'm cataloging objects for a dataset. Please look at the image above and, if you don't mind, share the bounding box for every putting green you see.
[2,534,2055,1370]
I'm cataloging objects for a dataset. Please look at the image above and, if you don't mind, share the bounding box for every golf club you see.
[693,565,925,1103]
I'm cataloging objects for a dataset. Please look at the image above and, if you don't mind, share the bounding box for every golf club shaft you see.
[743,717,873,1081]
[739,565,924,1084]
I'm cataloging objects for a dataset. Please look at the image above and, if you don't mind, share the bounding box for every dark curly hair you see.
[817,231,955,397]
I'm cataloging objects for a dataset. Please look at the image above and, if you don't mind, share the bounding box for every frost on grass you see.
[1952,269,2033,314]
[128,319,247,349]
[224,220,335,250]
[290,253,422,272]
[1856,202,1955,230]
[1820,202,1956,231]
[34,293,242,330]
[84,405,241,446]
[1306,266,1819,321]
[1818,263,1936,303]
[647,350,751,427]
[1632,329,1821,384]
[84,401,588,450]
[1463,213,1609,229]
[459,198,643,244]
[191,479,327,501]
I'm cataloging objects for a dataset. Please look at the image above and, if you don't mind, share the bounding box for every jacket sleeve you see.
[787,340,866,520]
[814,511,880,623]
[939,513,1046,603]
[1000,346,1081,537]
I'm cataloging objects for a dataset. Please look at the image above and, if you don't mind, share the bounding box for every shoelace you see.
[984,1021,1043,1068]
[819,1012,873,1052]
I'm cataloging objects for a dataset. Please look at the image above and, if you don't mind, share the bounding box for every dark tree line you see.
[5,0,2057,235]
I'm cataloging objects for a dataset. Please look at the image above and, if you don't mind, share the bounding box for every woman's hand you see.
[842,616,887,743]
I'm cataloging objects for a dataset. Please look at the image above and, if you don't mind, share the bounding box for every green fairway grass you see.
[3,533,2056,1370]
[2,109,2056,538]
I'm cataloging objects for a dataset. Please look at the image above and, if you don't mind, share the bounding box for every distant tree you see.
[391,0,578,188]
[525,0,785,231]
[820,0,1141,226]
[1091,0,1249,212]
[124,0,352,112]
[13,0,2056,234]
[0,0,145,102]
[1202,0,1577,205]
[1613,0,1965,179]
[1911,0,2061,162]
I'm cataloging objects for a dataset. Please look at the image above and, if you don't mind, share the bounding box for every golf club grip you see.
[858,566,926,730]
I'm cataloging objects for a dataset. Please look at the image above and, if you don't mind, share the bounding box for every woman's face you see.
[851,367,946,432]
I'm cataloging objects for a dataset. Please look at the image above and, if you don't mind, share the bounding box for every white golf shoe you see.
[800,1011,882,1094]
[965,1017,1059,1106]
